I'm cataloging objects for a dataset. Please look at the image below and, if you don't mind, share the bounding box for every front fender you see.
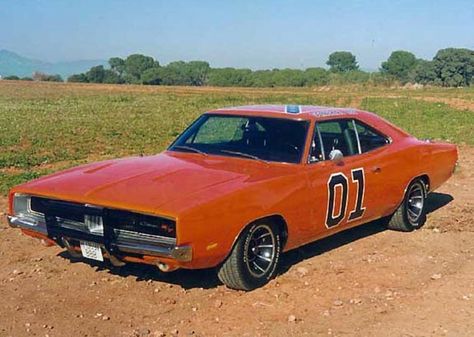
[175,172,307,269]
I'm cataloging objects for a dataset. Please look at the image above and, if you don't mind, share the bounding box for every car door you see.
[350,118,399,217]
[305,118,390,240]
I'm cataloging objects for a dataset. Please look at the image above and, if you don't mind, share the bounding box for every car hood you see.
[14,152,292,216]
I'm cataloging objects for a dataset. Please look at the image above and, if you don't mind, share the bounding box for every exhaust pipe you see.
[157,262,179,272]
[157,262,170,272]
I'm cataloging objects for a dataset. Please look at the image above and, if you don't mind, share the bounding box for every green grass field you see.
[0,81,473,195]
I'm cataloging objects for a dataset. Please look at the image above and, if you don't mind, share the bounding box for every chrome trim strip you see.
[58,218,92,234]
[170,245,193,262]
[114,229,176,245]
[316,123,325,161]
[114,242,172,256]
[7,215,48,235]
[352,119,362,154]
[112,243,192,262]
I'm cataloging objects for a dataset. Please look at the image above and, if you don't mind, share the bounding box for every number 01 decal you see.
[325,168,366,228]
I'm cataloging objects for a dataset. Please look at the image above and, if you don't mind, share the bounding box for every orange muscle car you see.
[7,105,458,290]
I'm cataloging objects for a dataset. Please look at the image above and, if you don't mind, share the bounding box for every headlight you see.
[13,193,30,216]
[12,194,45,227]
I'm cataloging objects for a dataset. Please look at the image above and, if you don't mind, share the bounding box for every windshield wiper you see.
[173,145,207,156]
[219,150,268,164]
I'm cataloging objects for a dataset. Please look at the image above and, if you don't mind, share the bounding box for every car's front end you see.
[7,192,192,271]
[6,107,312,287]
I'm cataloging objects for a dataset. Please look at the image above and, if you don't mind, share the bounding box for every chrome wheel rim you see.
[245,224,276,278]
[406,183,424,225]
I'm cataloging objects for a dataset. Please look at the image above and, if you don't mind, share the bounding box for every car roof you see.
[207,104,366,121]
[207,104,411,141]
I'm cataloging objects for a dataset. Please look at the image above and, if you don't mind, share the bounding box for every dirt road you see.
[1,148,473,337]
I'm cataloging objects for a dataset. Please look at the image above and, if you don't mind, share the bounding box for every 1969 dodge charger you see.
[7,105,457,290]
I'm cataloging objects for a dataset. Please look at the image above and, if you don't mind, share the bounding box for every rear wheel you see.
[217,222,281,291]
[387,179,427,231]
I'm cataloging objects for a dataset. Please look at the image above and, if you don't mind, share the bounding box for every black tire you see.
[217,222,281,291]
[387,179,427,232]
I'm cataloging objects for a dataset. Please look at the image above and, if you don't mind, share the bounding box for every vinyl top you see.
[208,104,361,120]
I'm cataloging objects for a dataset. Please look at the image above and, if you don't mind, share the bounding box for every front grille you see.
[107,209,175,237]
[114,229,176,246]
[31,197,86,223]
[30,196,176,239]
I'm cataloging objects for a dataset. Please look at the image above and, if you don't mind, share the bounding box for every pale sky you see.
[1,0,473,70]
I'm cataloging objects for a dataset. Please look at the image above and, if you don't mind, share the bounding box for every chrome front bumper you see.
[7,215,192,262]
[8,214,48,234]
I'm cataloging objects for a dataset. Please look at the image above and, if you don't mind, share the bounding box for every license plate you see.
[80,241,104,261]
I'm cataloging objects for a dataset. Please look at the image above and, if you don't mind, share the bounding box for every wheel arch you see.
[406,174,430,197]
[418,174,430,194]
[259,214,289,249]
[238,214,289,249]
[387,173,430,232]
[392,173,430,214]
[218,214,289,266]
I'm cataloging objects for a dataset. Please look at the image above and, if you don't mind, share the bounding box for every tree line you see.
[3,71,63,82]
[3,48,473,87]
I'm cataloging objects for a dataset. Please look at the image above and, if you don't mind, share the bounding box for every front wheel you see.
[217,222,281,291]
[387,179,427,231]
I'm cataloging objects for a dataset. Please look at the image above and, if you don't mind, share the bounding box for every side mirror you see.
[328,149,343,162]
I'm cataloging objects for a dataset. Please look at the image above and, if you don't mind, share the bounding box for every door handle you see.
[371,166,382,173]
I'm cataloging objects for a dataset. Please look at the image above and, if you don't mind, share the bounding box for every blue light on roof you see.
[285,105,301,114]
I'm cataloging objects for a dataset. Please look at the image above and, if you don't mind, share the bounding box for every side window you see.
[353,120,389,153]
[318,121,343,159]
[344,120,361,155]
[317,120,360,159]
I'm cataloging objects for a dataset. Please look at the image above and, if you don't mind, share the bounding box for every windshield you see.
[169,114,309,163]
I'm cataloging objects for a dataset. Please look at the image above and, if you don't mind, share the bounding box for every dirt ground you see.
[1,148,473,337]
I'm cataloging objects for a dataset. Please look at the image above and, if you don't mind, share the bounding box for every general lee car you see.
[7,105,457,290]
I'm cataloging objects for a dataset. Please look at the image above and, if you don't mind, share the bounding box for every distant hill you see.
[0,49,106,79]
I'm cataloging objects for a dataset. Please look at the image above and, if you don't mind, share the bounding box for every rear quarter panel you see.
[417,141,458,191]
[357,111,457,217]
[382,138,457,215]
